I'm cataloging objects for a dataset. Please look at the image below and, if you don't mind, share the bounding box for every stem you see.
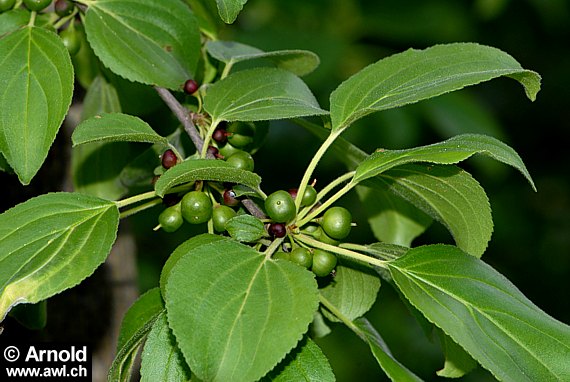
[119,199,162,219]
[297,171,355,221]
[295,130,342,213]
[319,294,363,338]
[53,8,79,30]
[295,234,388,269]
[221,60,235,79]
[242,199,266,219]
[200,120,219,158]
[154,87,204,152]
[340,243,402,261]
[28,11,37,27]
[263,237,285,259]
[115,190,156,209]
[297,181,356,227]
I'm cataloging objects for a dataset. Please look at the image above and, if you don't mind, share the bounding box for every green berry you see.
[226,121,255,148]
[313,226,340,246]
[273,251,290,261]
[301,185,317,206]
[212,205,236,232]
[23,0,52,11]
[312,249,337,277]
[59,27,81,56]
[181,191,212,224]
[290,248,313,269]
[265,190,296,223]
[226,151,254,171]
[218,142,241,158]
[158,205,183,233]
[321,206,352,240]
[0,0,16,12]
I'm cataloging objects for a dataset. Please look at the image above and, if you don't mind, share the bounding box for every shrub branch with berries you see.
[1,1,569,381]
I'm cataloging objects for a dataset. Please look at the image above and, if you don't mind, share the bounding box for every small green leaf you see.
[437,330,477,378]
[72,113,168,146]
[140,313,191,382]
[354,134,535,190]
[154,159,262,197]
[165,235,319,382]
[204,68,328,122]
[0,193,119,321]
[260,336,335,382]
[388,245,570,382]
[375,164,492,258]
[0,26,74,185]
[354,318,423,382]
[187,0,223,36]
[110,288,164,382]
[206,40,320,76]
[330,43,541,131]
[83,0,201,90]
[215,0,248,24]
[225,214,266,242]
[320,262,381,323]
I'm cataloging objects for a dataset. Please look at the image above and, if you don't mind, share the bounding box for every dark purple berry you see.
[213,128,227,144]
[162,193,181,207]
[183,79,199,94]
[207,145,220,158]
[55,0,73,16]
[268,223,287,238]
[288,188,298,200]
[223,189,239,207]
[161,149,178,169]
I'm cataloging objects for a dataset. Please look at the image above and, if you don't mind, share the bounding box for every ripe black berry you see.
[268,223,286,238]
[183,79,199,94]
[223,189,239,207]
[213,128,227,144]
[161,149,178,169]
[55,0,73,16]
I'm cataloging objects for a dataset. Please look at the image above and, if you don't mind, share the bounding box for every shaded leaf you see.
[206,40,319,76]
[204,68,328,122]
[225,214,266,242]
[154,159,262,197]
[330,43,541,131]
[0,193,119,320]
[165,235,319,382]
[388,245,570,382]
[437,330,477,378]
[84,0,200,90]
[0,26,74,184]
[72,113,168,146]
[215,0,248,24]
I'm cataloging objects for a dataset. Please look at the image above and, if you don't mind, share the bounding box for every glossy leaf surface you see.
[215,0,248,23]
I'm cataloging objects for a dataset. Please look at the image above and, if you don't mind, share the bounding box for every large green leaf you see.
[0,193,119,321]
[154,158,262,197]
[375,164,492,258]
[388,245,570,382]
[206,40,319,76]
[72,113,168,146]
[110,288,165,382]
[140,313,191,382]
[0,26,74,185]
[329,43,541,131]
[215,0,248,23]
[320,262,381,323]
[260,336,335,382]
[204,68,328,122]
[165,235,319,382]
[354,318,423,382]
[82,0,200,90]
[354,134,535,190]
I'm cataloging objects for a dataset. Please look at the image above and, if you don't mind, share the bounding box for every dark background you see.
[1,1,568,381]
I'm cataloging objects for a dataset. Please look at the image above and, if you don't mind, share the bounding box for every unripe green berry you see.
[321,206,352,240]
[290,248,313,269]
[312,249,337,277]
[265,190,296,223]
[181,191,212,224]
[313,226,340,246]
[226,121,255,148]
[0,0,16,12]
[23,0,52,11]
[226,151,254,171]
[212,205,236,232]
[301,185,317,206]
[158,204,183,233]
[59,27,81,56]
[272,251,290,261]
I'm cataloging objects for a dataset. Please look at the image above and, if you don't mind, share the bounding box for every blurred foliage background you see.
[2,0,568,381]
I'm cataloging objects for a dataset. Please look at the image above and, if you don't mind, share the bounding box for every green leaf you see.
[165,235,319,382]
[388,245,570,382]
[260,336,335,382]
[154,159,262,197]
[0,26,74,185]
[9,301,47,330]
[81,75,122,120]
[187,0,223,36]
[110,288,164,382]
[0,9,28,36]
[204,68,328,122]
[375,164,492,258]
[83,0,201,90]
[215,0,248,24]
[140,313,191,382]
[356,185,432,246]
[354,134,535,190]
[206,40,320,76]
[225,214,266,242]
[354,318,423,382]
[0,193,119,321]
[320,262,381,323]
[72,113,168,146]
[437,330,477,378]
[330,43,541,131]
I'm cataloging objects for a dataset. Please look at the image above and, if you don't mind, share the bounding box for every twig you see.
[242,199,266,219]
